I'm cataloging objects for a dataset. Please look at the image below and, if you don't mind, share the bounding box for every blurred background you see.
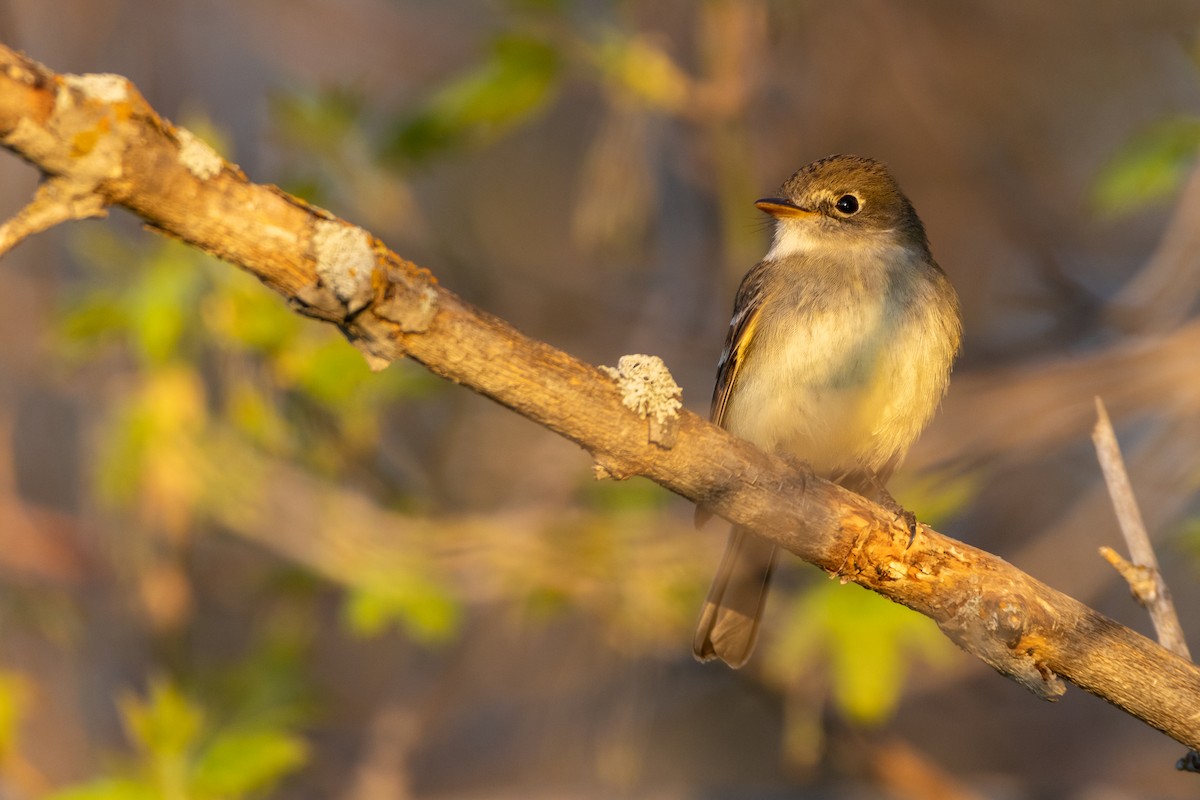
[0,1,1199,798]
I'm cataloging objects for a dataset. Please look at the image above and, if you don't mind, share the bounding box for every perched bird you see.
[694,155,962,668]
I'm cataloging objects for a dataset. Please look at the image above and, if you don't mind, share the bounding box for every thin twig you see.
[0,175,107,258]
[1092,396,1198,772]
[1092,396,1191,660]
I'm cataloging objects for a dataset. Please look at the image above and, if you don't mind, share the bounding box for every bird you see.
[693,154,962,668]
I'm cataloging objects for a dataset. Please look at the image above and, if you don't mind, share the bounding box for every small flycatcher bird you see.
[694,154,962,668]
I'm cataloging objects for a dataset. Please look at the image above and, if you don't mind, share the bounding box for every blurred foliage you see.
[271,5,703,257]
[588,29,690,111]
[1093,115,1200,214]
[579,475,669,513]
[769,581,955,725]
[0,671,29,761]
[384,33,563,164]
[271,87,364,159]
[45,596,314,799]
[51,163,447,788]
[374,4,694,170]
[269,87,422,238]
[343,568,462,641]
[892,467,981,530]
[49,679,307,800]
[57,222,452,639]
[766,579,958,767]
[60,225,435,484]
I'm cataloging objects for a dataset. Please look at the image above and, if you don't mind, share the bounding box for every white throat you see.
[765,220,897,262]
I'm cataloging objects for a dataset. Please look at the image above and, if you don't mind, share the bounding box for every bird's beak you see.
[754,197,816,219]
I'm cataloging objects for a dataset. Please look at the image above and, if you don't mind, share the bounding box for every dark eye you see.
[835,194,860,215]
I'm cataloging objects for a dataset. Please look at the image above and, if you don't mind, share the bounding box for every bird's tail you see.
[693,525,777,668]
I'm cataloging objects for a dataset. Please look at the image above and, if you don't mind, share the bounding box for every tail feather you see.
[693,525,777,668]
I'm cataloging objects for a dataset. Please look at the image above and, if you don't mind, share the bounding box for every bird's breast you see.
[721,259,955,477]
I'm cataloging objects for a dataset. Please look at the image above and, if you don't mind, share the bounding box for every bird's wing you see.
[711,260,771,426]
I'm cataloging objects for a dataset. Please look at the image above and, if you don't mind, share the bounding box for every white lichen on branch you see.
[61,73,129,104]
[4,75,125,185]
[175,127,224,180]
[602,354,682,448]
[312,220,375,313]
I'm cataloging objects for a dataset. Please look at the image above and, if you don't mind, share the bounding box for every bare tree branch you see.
[1092,397,1198,771]
[1093,397,1191,661]
[0,173,107,257]
[2,44,1200,751]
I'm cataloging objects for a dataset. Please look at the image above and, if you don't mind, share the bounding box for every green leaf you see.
[827,603,904,724]
[119,680,204,758]
[129,246,205,365]
[191,728,308,796]
[769,581,955,725]
[1093,116,1200,214]
[343,571,462,643]
[384,33,561,162]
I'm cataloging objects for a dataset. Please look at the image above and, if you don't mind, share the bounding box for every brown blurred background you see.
[1,1,1200,798]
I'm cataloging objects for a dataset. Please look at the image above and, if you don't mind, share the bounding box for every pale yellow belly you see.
[721,292,950,478]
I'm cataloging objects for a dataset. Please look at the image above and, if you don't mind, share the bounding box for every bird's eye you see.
[834,194,860,215]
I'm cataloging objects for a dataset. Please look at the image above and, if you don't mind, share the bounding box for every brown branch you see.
[0,173,107,257]
[2,44,1200,751]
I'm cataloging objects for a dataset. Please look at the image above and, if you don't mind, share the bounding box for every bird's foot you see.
[874,485,918,548]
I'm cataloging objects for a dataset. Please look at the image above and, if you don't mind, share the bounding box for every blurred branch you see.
[912,319,1200,470]
[3,44,1200,752]
[869,737,986,800]
[1105,158,1200,334]
[694,0,767,272]
[196,426,707,649]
